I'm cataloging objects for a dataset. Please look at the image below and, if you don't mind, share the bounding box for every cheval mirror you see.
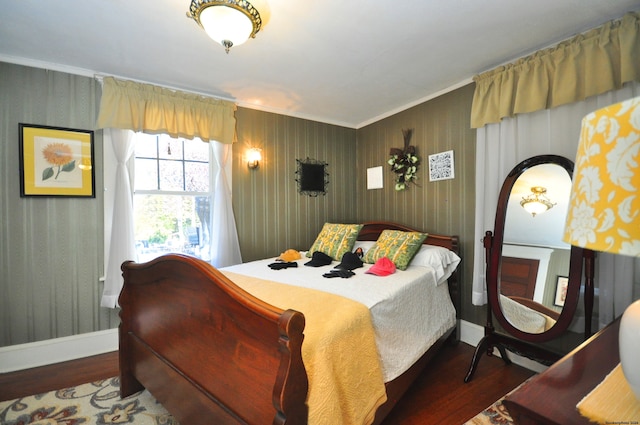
[465,155,595,383]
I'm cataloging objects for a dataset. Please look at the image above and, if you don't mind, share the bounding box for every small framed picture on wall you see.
[19,123,95,198]
[428,150,455,182]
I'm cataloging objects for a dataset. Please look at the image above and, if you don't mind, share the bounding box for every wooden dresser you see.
[503,318,620,424]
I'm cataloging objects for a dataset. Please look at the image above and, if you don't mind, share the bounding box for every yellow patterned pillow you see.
[306,223,363,261]
[363,230,428,270]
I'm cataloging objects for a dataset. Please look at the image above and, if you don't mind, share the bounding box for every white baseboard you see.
[0,329,119,373]
[1,321,546,374]
[459,319,548,374]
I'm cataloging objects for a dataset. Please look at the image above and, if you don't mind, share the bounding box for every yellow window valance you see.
[96,77,237,143]
[471,11,640,129]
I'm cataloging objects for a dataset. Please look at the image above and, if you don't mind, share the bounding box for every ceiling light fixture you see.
[520,186,555,217]
[187,0,265,54]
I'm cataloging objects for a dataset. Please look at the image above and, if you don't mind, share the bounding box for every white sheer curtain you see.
[472,82,640,329]
[101,128,136,308]
[210,141,242,267]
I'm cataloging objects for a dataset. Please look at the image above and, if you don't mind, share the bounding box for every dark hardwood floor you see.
[0,341,535,424]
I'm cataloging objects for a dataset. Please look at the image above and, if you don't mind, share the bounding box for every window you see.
[133,133,212,262]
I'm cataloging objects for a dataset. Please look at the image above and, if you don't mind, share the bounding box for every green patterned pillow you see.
[306,223,364,261]
[362,230,428,270]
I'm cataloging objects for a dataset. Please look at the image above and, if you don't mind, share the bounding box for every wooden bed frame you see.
[118,221,460,425]
[508,295,561,321]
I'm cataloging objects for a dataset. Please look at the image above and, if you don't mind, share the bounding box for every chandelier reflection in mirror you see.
[187,0,267,53]
[520,186,555,217]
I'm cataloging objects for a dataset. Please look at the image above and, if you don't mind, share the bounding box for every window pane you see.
[184,139,209,161]
[133,194,210,262]
[185,161,209,192]
[135,134,158,158]
[135,159,159,190]
[132,133,213,264]
[159,135,183,160]
[159,160,184,191]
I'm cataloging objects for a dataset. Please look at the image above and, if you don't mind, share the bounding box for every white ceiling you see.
[1,0,639,128]
[505,163,573,249]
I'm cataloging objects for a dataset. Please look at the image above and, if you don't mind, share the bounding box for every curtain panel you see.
[101,128,136,308]
[472,82,639,332]
[471,11,640,129]
[96,77,237,143]
[210,141,243,268]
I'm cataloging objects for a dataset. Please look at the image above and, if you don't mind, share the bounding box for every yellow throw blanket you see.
[577,363,640,423]
[223,271,387,425]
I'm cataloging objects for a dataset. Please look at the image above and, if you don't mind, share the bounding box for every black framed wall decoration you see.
[295,158,329,196]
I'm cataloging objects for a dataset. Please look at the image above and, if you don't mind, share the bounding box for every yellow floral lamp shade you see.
[563,96,640,256]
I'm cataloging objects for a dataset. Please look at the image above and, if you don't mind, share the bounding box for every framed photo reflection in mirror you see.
[554,275,569,307]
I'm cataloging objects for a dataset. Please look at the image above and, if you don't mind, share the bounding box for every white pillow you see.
[354,241,460,285]
[353,241,375,254]
[411,245,461,285]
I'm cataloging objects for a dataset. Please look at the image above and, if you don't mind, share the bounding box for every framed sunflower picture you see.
[19,123,95,198]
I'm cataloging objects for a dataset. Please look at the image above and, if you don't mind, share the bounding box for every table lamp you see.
[563,96,640,399]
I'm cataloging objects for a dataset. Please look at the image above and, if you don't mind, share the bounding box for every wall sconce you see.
[247,148,262,169]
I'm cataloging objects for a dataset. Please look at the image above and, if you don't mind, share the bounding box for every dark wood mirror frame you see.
[465,154,595,383]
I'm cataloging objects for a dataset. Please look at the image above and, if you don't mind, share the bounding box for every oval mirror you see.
[488,155,587,343]
[500,162,572,333]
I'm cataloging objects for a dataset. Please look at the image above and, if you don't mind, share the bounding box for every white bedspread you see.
[222,256,456,382]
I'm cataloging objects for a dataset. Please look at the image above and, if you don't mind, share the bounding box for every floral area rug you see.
[0,377,179,424]
[463,395,514,425]
[462,377,536,425]
[1,376,526,425]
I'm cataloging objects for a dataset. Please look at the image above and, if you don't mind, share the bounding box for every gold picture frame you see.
[19,123,95,197]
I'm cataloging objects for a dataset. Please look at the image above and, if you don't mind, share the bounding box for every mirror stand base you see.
[464,331,562,383]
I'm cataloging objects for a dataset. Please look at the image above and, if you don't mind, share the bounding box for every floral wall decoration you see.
[388,128,420,191]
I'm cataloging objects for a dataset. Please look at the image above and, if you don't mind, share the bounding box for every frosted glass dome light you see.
[187,0,267,53]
